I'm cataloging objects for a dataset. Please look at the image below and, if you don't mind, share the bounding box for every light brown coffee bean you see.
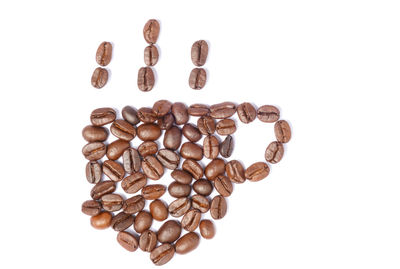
[141,184,166,200]
[157,149,180,170]
[101,193,124,212]
[193,179,213,196]
[137,123,161,141]
[123,195,145,214]
[210,102,236,119]
[216,119,236,135]
[181,209,201,232]
[257,105,280,123]
[168,182,191,198]
[102,160,125,182]
[137,67,155,92]
[180,142,203,161]
[82,142,107,161]
[199,219,215,239]
[121,172,147,194]
[153,100,172,117]
[90,180,116,200]
[90,212,112,229]
[188,104,209,116]
[245,162,270,182]
[182,159,203,180]
[189,68,207,90]
[197,115,215,135]
[82,125,108,142]
[191,40,208,66]
[134,211,153,233]
[150,244,175,266]
[225,160,246,183]
[86,161,102,184]
[106,139,130,160]
[275,120,291,143]
[220,135,234,158]
[81,200,101,216]
[171,102,189,125]
[210,195,227,220]
[91,67,108,89]
[122,106,140,125]
[90,107,116,126]
[138,107,158,123]
[171,169,193,185]
[168,197,191,217]
[138,141,158,157]
[157,113,175,130]
[237,102,257,123]
[117,231,138,252]
[175,232,200,254]
[163,126,182,150]
[192,194,210,213]
[214,175,233,197]
[122,148,141,174]
[110,120,136,141]
[205,158,226,180]
[182,123,202,142]
[149,199,168,221]
[96,41,112,66]
[111,212,134,231]
[265,141,284,164]
[157,220,182,243]
[203,135,219,159]
[139,230,157,252]
[142,156,164,180]
[144,45,159,66]
[143,19,160,44]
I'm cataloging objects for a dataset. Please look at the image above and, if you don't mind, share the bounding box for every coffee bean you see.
[274,120,291,143]
[265,141,284,164]
[168,197,191,217]
[180,142,203,160]
[210,195,227,220]
[86,161,102,184]
[214,175,233,197]
[111,212,134,231]
[134,211,153,233]
[203,135,219,159]
[193,179,213,196]
[106,139,130,160]
[122,106,140,125]
[138,107,158,123]
[168,182,191,198]
[157,149,180,170]
[245,162,270,182]
[90,107,116,126]
[175,232,200,254]
[197,115,215,135]
[157,113,175,130]
[123,195,145,214]
[117,231,138,252]
[158,220,182,243]
[199,219,215,239]
[205,158,226,180]
[171,102,189,125]
[110,120,136,141]
[182,159,203,180]
[192,194,210,213]
[139,230,157,252]
[163,126,182,150]
[153,100,172,117]
[82,125,108,142]
[216,119,236,135]
[182,123,202,142]
[191,40,208,66]
[90,212,112,229]
[171,169,193,185]
[101,193,124,211]
[150,244,175,266]
[237,102,257,123]
[141,184,166,200]
[122,148,141,174]
[181,209,201,232]
[138,141,158,157]
[137,123,161,141]
[90,181,116,200]
[137,67,155,92]
[225,160,246,183]
[142,156,164,180]
[189,68,207,90]
[82,142,106,161]
[149,199,168,221]
[81,200,101,216]
[96,41,112,66]
[220,135,234,158]
[143,19,160,44]
[91,67,108,89]
[121,172,147,194]
[102,160,125,182]
[210,102,236,119]
[257,105,280,123]
[188,104,209,116]
[144,45,159,66]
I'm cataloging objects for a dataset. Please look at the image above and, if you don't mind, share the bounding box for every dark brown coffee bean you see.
[103,160,125,182]
[216,119,236,135]
[226,160,246,183]
[139,230,157,252]
[203,135,219,159]
[143,19,160,44]
[157,149,180,170]
[210,195,227,220]
[123,195,145,214]
[157,113,175,130]
[191,40,208,66]
[193,179,213,196]
[275,120,291,143]
[149,199,168,221]
[171,102,189,125]
[205,158,225,180]
[181,209,201,232]
[237,102,257,123]
[158,220,182,243]
[82,125,108,142]
[81,200,101,216]
[168,197,191,217]
[182,159,203,180]
[153,100,172,117]
[137,123,161,141]
[199,219,215,239]
[122,106,140,125]
[214,175,233,197]
[245,162,270,182]
[121,172,147,194]
[90,107,116,126]
[168,182,191,198]
[171,169,193,185]
[257,105,280,123]
[110,120,136,141]
[188,104,209,116]
[175,232,200,254]
[117,231,138,252]
[144,45,159,66]
[265,141,284,164]
[197,115,215,135]
[134,211,153,233]
[86,161,102,184]
[106,139,130,160]
[138,141,158,157]
[138,107,157,123]
[142,184,166,200]
[142,156,164,180]
[101,193,124,211]
[189,68,207,90]
[220,135,234,158]
[150,244,175,266]
[163,126,182,150]
[137,67,155,92]
[90,181,116,200]
[90,212,112,229]
[91,67,108,89]
[96,41,112,66]
[210,102,236,119]
[122,148,141,174]
[180,142,203,161]
[192,194,210,213]
[82,142,106,161]
[182,124,202,142]
[111,212,134,231]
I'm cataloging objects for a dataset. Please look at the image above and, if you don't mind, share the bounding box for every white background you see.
[0,0,399,268]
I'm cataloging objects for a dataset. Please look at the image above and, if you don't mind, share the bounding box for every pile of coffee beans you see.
[81,101,291,266]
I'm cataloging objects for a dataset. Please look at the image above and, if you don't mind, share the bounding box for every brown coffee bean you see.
[86,161,102,184]
[214,175,233,197]
[210,195,227,220]
[191,40,208,66]
[144,45,159,66]
[143,19,160,44]
[121,172,147,194]
[122,148,141,174]
[110,120,136,141]
[158,220,182,243]
[122,106,140,125]
[123,195,145,214]
[175,232,200,254]
[171,102,189,125]
[216,119,236,135]
[157,149,180,170]
[203,135,219,159]
[91,67,108,89]
[205,158,226,180]
[137,67,155,92]
[90,212,112,229]
[188,104,209,116]
[199,219,215,239]
[150,244,175,266]
[193,179,213,196]
[171,169,193,185]
[237,102,257,123]
[163,126,182,150]
[96,41,112,66]
[153,100,172,117]
[90,107,116,126]
[141,184,166,200]
[182,159,203,180]
[182,123,202,142]
[197,115,215,135]
[220,135,234,158]
[134,211,153,233]
[157,113,175,130]
[226,160,246,183]
[138,107,158,123]
[81,200,101,216]
[210,102,236,119]
[257,105,280,123]
[180,142,203,161]
[265,141,284,164]
[245,162,270,182]
[149,199,168,221]
[181,209,201,232]
[106,139,130,160]
[275,120,291,143]
[192,194,210,213]
[90,180,116,200]
[82,142,106,161]
[82,125,108,142]
[101,193,124,212]
[168,197,191,217]
[189,68,207,90]
[142,156,164,180]
[117,231,138,252]
[138,141,158,157]
[139,230,157,252]
[102,160,125,182]
[111,212,134,231]
[168,182,191,198]
[137,123,161,141]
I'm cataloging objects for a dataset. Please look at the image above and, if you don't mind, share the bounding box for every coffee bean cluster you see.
[81,101,291,266]
[189,40,208,90]
[91,42,113,89]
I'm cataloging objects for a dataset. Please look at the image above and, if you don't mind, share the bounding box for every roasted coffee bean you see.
[123,195,145,214]
[245,162,270,182]
[171,102,189,125]
[181,209,201,232]
[82,125,108,142]
[265,141,284,164]
[220,135,234,158]
[149,199,168,221]
[171,169,193,185]
[106,139,130,160]
[180,142,203,160]
[157,149,180,170]
[122,148,141,174]
[192,194,210,213]
[86,161,102,184]
[163,126,182,150]
[158,220,182,243]
[188,104,209,116]
[199,219,215,239]
[82,142,106,161]
[150,244,175,266]
[226,160,246,183]
[168,197,191,217]
[91,67,108,89]
[122,106,140,125]
[275,120,291,143]
[216,119,236,135]
[168,182,191,198]
[189,68,207,90]
[110,120,136,141]
[182,123,202,142]
[210,102,236,119]
[205,158,226,180]
[139,230,157,252]
[134,211,153,233]
[137,67,155,92]
[210,195,227,220]
[175,232,200,254]
[103,160,125,182]
[182,159,203,180]
[138,141,158,157]
[137,123,161,141]
[143,19,160,44]
[142,184,166,200]
[81,200,101,216]
[153,100,172,117]
[117,231,138,252]
[197,115,215,135]
[257,105,280,123]
[142,156,164,180]
[214,175,233,197]
[101,193,124,211]
[157,113,175,130]
[203,135,219,159]
[144,45,159,66]
[191,40,208,66]
[138,107,158,123]
[237,102,257,123]
[111,212,134,231]
[193,179,213,196]
[121,172,147,194]
[90,181,116,200]
[96,41,112,66]
[90,212,112,229]
[90,107,116,126]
